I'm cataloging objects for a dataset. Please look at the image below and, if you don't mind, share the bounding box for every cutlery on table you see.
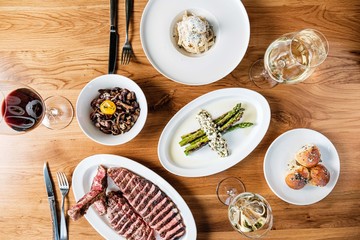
[43,162,60,240]
[56,172,69,240]
[120,0,134,65]
[108,0,119,74]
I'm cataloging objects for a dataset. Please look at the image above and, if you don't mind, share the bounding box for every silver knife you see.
[108,0,119,74]
[44,162,60,240]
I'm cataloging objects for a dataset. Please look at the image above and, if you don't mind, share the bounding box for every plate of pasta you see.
[140,0,250,85]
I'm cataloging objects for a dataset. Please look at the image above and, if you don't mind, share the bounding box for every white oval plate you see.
[158,88,271,177]
[263,128,340,205]
[72,154,197,240]
[76,74,148,146]
[140,0,250,85]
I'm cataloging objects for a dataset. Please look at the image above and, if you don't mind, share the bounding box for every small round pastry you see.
[295,144,321,168]
[309,164,330,187]
[285,166,310,190]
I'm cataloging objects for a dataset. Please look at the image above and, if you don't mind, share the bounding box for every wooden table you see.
[1,0,359,239]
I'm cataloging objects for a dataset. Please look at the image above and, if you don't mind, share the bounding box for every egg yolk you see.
[100,100,116,115]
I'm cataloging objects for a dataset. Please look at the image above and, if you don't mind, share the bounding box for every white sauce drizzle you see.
[196,110,229,157]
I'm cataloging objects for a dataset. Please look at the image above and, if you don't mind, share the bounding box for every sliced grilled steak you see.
[107,191,155,240]
[68,190,105,221]
[108,167,186,240]
[90,165,108,215]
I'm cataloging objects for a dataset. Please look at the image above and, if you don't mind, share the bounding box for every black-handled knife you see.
[108,0,119,74]
[44,162,60,240]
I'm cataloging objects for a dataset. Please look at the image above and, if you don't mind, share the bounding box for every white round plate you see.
[76,74,148,146]
[158,88,271,177]
[72,154,197,240]
[264,128,340,205]
[140,0,250,85]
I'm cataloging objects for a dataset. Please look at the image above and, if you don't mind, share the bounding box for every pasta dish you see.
[175,11,215,54]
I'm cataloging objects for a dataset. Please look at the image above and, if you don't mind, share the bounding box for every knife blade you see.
[44,162,60,240]
[108,0,119,74]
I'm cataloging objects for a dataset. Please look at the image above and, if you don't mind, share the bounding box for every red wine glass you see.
[0,81,73,134]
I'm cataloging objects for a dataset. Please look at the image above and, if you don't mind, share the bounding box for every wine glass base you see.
[216,177,246,206]
[249,59,279,89]
[42,96,74,130]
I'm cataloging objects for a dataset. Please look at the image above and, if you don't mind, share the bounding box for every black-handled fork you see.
[120,0,134,65]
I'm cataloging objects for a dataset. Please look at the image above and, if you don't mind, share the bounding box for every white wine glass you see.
[216,177,273,239]
[0,80,73,134]
[249,29,329,88]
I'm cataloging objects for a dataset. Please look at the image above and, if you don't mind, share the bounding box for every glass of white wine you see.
[216,177,273,239]
[249,29,329,88]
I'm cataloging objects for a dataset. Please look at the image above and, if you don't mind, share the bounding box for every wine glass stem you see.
[226,188,237,205]
[261,69,269,78]
[47,108,61,121]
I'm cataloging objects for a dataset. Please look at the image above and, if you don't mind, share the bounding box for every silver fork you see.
[56,172,69,240]
[120,0,134,65]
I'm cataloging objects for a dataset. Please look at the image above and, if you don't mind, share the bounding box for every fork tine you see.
[62,172,69,187]
[56,172,69,188]
[120,46,133,65]
[123,51,127,65]
[126,50,132,64]
[124,53,129,65]
[60,172,68,187]
[121,50,125,65]
[121,49,128,65]
[125,51,128,64]
[58,172,64,186]
[125,50,128,64]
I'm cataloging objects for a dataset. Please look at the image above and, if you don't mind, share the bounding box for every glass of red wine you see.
[0,81,73,134]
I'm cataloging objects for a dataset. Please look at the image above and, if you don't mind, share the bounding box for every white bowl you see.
[76,74,148,146]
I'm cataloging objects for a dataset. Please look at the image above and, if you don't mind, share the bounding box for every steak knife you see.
[44,162,60,240]
[108,0,119,74]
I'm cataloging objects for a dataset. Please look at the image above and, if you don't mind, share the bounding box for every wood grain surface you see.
[0,0,359,239]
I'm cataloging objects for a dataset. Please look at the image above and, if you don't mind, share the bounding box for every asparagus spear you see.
[184,135,209,155]
[180,103,242,139]
[184,122,254,155]
[184,110,244,147]
[179,129,205,146]
[218,110,244,132]
[179,104,243,146]
[214,103,242,127]
[227,122,254,131]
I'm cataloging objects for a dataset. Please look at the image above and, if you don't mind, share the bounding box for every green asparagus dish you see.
[179,103,253,157]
